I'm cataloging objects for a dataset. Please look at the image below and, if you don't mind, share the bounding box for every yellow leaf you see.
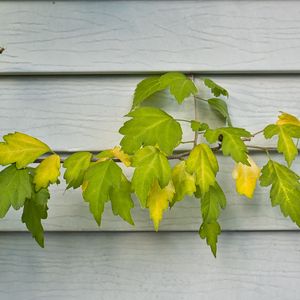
[147,180,175,231]
[0,132,51,169]
[276,112,300,127]
[96,146,131,166]
[232,155,260,198]
[33,154,61,191]
[111,146,131,167]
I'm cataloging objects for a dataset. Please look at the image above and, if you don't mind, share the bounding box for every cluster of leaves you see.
[0,72,299,257]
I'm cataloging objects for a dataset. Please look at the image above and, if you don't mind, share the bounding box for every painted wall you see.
[0,1,300,299]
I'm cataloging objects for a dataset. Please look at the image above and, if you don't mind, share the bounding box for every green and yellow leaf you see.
[97,146,131,167]
[120,107,182,155]
[131,146,171,207]
[33,154,60,191]
[232,155,261,198]
[171,161,196,205]
[186,144,219,196]
[0,132,51,168]
[147,180,175,231]
[264,113,300,166]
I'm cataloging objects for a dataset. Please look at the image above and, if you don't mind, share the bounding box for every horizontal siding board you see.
[0,75,299,150]
[1,154,299,231]
[1,1,300,73]
[1,232,300,300]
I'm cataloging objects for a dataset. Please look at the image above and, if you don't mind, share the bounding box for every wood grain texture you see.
[1,232,300,300]
[1,154,299,231]
[0,75,299,150]
[2,1,300,73]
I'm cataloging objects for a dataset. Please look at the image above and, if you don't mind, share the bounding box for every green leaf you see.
[63,152,92,189]
[0,132,51,168]
[22,187,50,248]
[119,107,182,155]
[131,146,171,207]
[171,161,196,205]
[264,124,300,166]
[186,144,219,196]
[205,127,251,165]
[110,174,134,225]
[191,120,209,132]
[82,160,122,225]
[0,165,32,217]
[132,72,197,108]
[160,72,198,104]
[199,221,221,258]
[204,78,228,98]
[260,160,300,227]
[208,98,232,126]
[132,76,164,108]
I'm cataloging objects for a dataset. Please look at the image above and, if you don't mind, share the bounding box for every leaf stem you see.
[194,96,208,102]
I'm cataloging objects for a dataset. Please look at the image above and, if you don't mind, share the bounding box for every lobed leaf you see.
[63,152,92,189]
[260,160,300,227]
[205,127,251,165]
[119,107,182,155]
[0,165,32,217]
[82,160,122,225]
[264,123,300,167]
[131,146,171,207]
[203,78,228,98]
[22,187,49,247]
[132,72,197,108]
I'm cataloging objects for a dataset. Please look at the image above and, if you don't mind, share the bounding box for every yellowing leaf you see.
[232,155,261,198]
[0,132,51,169]
[112,147,131,167]
[147,180,175,231]
[171,161,196,205]
[33,154,61,191]
[96,146,131,167]
[276,112,300,127]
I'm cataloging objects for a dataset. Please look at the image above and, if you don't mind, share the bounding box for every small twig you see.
[251,129,264,137]
[194,96,208,103]
[175,118,191,123]
[180,140,194,144]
